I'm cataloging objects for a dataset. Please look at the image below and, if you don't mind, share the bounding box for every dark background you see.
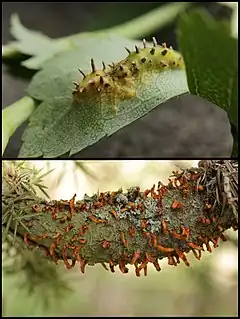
[2,2,234,158]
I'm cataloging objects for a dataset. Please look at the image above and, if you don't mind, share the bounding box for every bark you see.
[2,160,238,277]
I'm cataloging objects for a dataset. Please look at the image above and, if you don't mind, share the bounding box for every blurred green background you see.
[2,160,238,316]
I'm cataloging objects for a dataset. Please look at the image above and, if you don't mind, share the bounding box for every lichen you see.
[2,162,238,277]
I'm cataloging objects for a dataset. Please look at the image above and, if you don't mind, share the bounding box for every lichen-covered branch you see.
[2,160,238,277]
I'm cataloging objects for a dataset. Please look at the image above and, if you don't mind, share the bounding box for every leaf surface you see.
[178,9,238,132]
[20,35,189,158]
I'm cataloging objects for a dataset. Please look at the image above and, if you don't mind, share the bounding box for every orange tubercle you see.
[175,248,190,267]
[131,250,141,265]
[102,240,111,249]
[89,215,106,223]
[110,209,118,219]
[24,232,29,244]
[161,220,168,234]
[69,193,76,218]
[171,200,183,209]
[77,255,87,273]
[187,242,203,251]
[157,244,174,253]
[121,232,128,248]
[128,225,135,238]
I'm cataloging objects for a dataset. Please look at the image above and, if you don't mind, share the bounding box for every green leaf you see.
[177,9,238,138]
[19,35,188,158]
[218,2,238,37]
[7,3,193,70]
[9,14,65,70]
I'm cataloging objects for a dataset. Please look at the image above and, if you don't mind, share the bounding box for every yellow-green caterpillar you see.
[72,37,185,113]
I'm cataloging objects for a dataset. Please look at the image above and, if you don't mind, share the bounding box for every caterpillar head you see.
[72,59,113,102]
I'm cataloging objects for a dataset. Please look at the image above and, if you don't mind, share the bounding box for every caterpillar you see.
[72,37,185,114]
[14,167,237,277]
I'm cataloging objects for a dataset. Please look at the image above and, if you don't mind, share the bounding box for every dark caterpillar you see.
[21,169,237,277]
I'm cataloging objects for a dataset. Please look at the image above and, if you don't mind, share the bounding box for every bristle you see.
[152,37,158,47]
[102,61,106,70]
[135,45,140,53]
[78,69,86,78]
[125,47,131,54]
[73,81,79,87]
[142,39,147,48]
[91,58,96,73]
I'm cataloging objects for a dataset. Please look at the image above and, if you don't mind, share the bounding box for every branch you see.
[2,160,238,277]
